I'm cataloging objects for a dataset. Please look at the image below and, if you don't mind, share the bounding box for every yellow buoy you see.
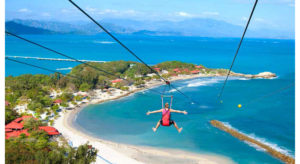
[238,104,242,108]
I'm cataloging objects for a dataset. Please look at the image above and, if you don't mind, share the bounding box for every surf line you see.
[210,120,295,164]
[6,55,107,63]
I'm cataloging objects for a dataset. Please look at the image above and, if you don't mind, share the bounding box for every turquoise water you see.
[5,35,295,163]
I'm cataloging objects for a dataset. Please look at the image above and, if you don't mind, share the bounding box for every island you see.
[5,60,276,164]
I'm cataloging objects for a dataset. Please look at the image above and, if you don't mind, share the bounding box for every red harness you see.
[161,109,171,126]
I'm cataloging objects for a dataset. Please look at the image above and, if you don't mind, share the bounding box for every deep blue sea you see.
[5,34,295,163]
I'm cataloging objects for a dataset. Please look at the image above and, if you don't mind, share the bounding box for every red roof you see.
[154,67,160,72]
[183,68,189,72]
[5,128,12,132]
[173,68,182,73]
[39,126,60,136]
[13,118,23,123]
[5,101,10,106]
[111,79,122,83]
[54,99,62,104]
[13,115,34,123]
[5,121,23,129]
[190,70,200,74]
[195,65,203,69]
[5,129,29,139]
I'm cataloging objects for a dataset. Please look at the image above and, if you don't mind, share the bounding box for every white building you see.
[161,70,169,74]
[147,73,156,77]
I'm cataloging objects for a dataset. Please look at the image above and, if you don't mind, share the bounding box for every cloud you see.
[254,18,264,22]
[241,16,248,21]
[86,7,97,12]
[18,8,31,13]
[176,11,194,17]
[202,12,219,16]
[61,9,71,13]
[41,12,51,17]
[98,9,118,15]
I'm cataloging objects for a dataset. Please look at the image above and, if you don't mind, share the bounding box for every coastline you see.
[53,72,275,164]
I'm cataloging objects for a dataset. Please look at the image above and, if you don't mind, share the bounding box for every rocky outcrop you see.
[210,120,294,164]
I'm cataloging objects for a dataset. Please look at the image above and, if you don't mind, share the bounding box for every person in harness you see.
[146,102,187,133]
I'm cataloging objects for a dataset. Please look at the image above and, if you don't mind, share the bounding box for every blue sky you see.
[5,0,294,31]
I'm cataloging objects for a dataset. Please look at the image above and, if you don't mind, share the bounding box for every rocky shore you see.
[210,120,295,164]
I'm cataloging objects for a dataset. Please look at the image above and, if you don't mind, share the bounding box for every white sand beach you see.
[53,71,276,164]
[53,74,238,164]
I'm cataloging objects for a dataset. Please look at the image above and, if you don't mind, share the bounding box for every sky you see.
[5,0,295,32]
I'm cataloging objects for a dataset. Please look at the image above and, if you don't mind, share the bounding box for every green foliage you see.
[75,95,83,101]
[120,86,129,91]
[97,75,111,89]
[124,63,151,78]
[61,102,69,108]
[155,61,196,70]
[5,132,97,164]
[59,92,73,102]
[134,79,145,87]
[28,102,44,112]
[51,104,59,111]
[23,117,44,131]
[5,108,18,124]
[114,82,124,89]
[79,83,92,91]
[162,74,171,79]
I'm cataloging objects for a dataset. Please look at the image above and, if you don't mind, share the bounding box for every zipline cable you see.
[5,31,120,78]
[69,0,199,104]
[218,0,258,100]
[6,57,79,80]
[68,0,166,82]
[5,31,162,95]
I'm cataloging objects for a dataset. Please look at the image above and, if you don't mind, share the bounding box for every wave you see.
[186,78,222,87]
[185,76,249,88]
[221,122,293,157]
[93,41,116,44]
[168,86,184,93]
[56,67,73,71]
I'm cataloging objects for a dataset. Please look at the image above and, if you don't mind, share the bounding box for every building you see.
[5,101,10,106]
[53,99,62,105]
[111,79,122,83]
[5,116,60,139]
[146,73,156,77]
[161,70,169,74]
[5,129,30,139]
[154,67,160,72]
[183,68,189,73]
[39,126,60,136]
[173,68,181,73]
[190,70,200,74]
[195,65,203,69]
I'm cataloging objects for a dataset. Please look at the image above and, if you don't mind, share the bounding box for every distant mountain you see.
[5,19,294,39]
[5,21,55,35]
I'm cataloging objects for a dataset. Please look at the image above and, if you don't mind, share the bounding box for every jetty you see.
[6,56,107,63]
[210,120,295,164]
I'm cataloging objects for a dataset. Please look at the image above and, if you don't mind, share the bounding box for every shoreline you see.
[53,72,275,164]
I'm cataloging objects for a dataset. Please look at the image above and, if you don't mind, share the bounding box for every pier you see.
[210,120,295,164]
[6,56,107,63]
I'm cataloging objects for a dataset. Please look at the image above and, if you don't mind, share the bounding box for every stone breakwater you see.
[210,120,294,164]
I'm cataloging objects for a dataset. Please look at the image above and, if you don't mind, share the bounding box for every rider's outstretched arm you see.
[170,109,188,114]
[147,109,163,115]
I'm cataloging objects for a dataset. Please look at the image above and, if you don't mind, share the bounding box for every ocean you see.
[5,34,295,163]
